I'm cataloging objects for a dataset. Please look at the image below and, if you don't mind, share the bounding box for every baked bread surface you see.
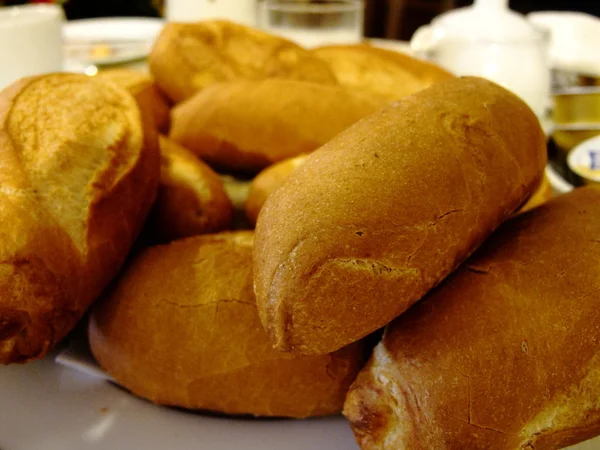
[312,44,454,101]
[253,76,547,355]
[89,231,365,417]
[148,136,233,242]
[0,73,160,364]
[170,78,384,172]
[344,187,600,450]
[245,154,308,224]
[149,20,337,103]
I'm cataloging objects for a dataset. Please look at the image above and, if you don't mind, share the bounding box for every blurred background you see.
[2,0,598,41]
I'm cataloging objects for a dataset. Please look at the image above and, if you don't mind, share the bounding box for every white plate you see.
[0,351,358,450]
[2,352,599,449]
[63,17,164,69]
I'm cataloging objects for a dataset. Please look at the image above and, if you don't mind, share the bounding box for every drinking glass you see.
[260,0,364,48]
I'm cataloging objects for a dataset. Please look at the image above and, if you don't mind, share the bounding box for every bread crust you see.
[344,187,600,449]
[253,77,547,355]
[89,232,365,417]
[0,74,160,364]
[97,68,171,133]
[170,79,384,172]
[518,173,553,214]
[245,154,308,225]
[149,20,337,103]
[148,136,233,242]
[312,44,454,101]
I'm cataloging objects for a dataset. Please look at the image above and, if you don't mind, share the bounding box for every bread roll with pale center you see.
[149,20,337,103]
[89,232,365,417]
[0,73,160,364]
[345,187,600,450]
[253,77,547,356]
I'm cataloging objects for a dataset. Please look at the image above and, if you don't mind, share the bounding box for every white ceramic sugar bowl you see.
[411,0,551,119]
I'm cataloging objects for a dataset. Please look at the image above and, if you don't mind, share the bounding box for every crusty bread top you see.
[344,187,600,450]
[253,76,547,355]
[149,20,337,103]
[312,44,454,101]
[2,74,142,257]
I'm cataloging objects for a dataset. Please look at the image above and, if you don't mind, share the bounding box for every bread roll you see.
[312,44,454,101]
[0,74,160,364]
[245,154,308,225]
[253,77,547,356]
[518,173,553,214]
[344,187,600,450]
[149,20,337,103]
[170,79,384,172]
[148,136,233,243]
[89,232,365,417]
[97,68,171,133]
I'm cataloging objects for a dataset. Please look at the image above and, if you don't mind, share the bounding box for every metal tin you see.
[567,134,600,186]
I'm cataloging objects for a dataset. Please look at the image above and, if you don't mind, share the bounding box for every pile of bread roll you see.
[1,19,596,449]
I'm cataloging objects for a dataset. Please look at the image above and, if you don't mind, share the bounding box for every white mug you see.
[0,4,64,90]
[166,0,258,26]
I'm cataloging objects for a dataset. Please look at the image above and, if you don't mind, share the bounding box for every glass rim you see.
[263,0,363,13]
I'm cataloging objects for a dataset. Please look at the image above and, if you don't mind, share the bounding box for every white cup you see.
[0,5,64,90]
[166,0,258,26]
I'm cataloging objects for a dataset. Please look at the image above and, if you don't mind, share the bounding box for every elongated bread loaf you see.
[148,136,233,243]
[253,77,547,355]
[170,79,384,172]
[149,20,337,103]
[344,187,600,450]
[89,232,365,417]
[0,74,160,364]
[312,44,454,101]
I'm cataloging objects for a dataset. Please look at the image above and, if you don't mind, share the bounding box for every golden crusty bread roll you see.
[0,74,160,364]
[149,20,337,103]
[245,154,308,225]
[96,68,171,133]
[344,187,600,450]
[170,79,384,172]
[253,77,547,356]
[148,136,233,243]
[89,232,365,417]
[312,44,454,101]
